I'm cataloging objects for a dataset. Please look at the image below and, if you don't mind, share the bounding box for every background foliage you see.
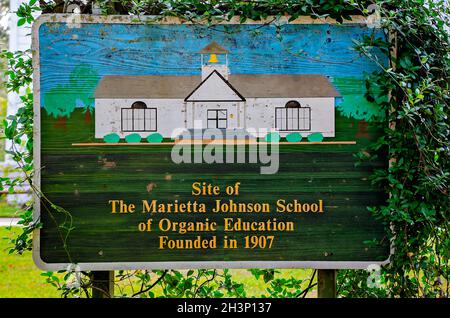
[1,0,449,298]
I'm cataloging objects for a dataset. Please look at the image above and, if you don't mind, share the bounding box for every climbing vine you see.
[1,0,448,298]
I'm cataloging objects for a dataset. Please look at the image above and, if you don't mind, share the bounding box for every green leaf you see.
[17,18,26,26]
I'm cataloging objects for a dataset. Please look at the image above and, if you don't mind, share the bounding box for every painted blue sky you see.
[39,23,386,98]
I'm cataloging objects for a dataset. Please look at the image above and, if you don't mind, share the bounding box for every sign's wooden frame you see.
[32,14,391,271]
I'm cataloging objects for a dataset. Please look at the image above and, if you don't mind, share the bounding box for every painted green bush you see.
[125,133,142,143]
[264,132,280,143]
[147,133,163,143]
[307,133,324,142]
[286,132,302,142]
[103,133,120,143]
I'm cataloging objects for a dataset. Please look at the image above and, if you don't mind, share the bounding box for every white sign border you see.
[32,14,391,271]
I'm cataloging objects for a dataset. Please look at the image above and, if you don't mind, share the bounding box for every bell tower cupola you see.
[199,41,229,80]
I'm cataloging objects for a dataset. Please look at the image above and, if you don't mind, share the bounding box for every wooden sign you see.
[33,14,390,270]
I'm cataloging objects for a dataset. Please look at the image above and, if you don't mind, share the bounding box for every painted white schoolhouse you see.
[94,41,340,139]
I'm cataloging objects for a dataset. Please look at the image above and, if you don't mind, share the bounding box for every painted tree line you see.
[43,65,99,122]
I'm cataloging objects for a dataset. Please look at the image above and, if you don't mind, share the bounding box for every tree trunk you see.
[55,116,67,129]
[85,108,92,123]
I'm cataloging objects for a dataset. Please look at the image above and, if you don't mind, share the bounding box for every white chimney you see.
[198,41,230,81]
[202,64,229,80]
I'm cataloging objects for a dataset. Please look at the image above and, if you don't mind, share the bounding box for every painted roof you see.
[198,41,229,54]
[184,70,246,102]
[94,74,341,99]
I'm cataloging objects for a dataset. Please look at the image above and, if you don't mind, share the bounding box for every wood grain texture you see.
[72,141,358,146]
[39,110,389,264]
[35,20,390,267]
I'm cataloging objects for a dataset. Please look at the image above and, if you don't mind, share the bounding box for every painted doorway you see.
[207,109,228,129]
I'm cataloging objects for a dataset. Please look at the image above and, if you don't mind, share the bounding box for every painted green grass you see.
[0,227,315,298]
[42,107,376,150]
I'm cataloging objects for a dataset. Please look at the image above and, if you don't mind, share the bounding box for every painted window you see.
[121,102,157,132]
[275,102,311,131]
[285,100,301,108]
[131,101,147,109]
[207,109,228,129]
